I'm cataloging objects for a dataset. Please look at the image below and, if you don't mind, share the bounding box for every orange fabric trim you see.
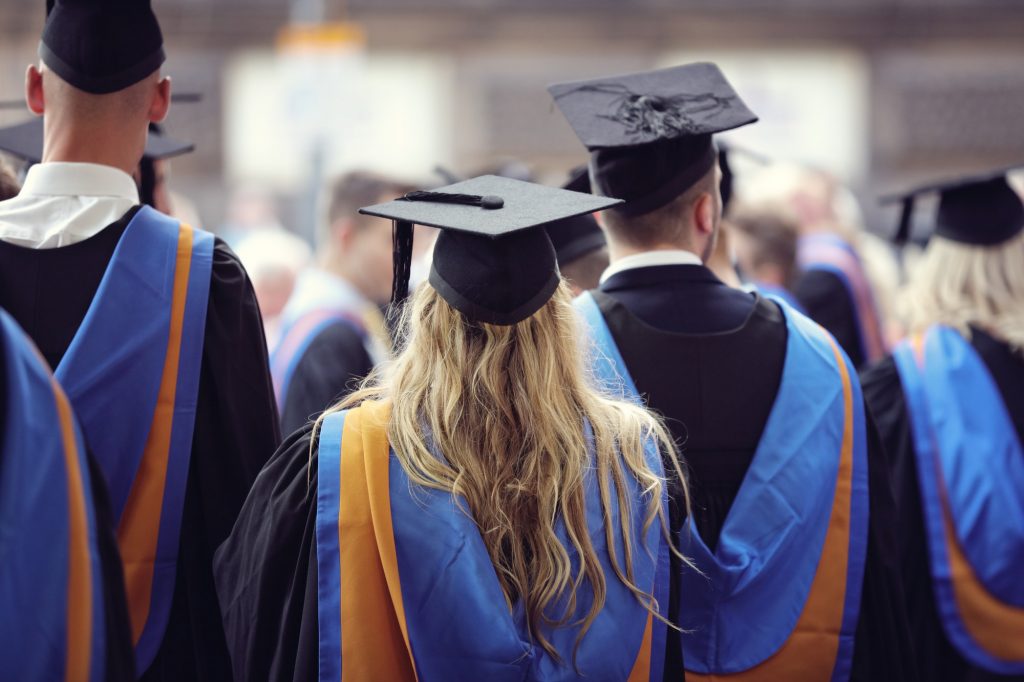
[627,613,654,682]
[53,379,93,682]
[338,400,418,681]
[688,334,855,681]
[117,224,194,643]
[910,333,1024,661]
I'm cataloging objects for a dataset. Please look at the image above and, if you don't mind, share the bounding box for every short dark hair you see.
[319,171,405,248]
[730,207,800,287]
[560,245,609,292]
[0,162,20,202]
[599,165,717,249]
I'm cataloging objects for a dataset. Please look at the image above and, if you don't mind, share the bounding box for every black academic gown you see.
[0,207,282,681]
[794,268,866,368]
[279,321,375,435]
[861,327,1024,682]
[0,314,136,681]
[596,263,918,682]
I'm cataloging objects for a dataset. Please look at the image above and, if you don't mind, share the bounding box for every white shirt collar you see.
[20,162,140,203]
[599,249,703,284]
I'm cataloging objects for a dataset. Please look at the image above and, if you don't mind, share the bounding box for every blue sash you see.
[0,310,107,681]
[755,282,807,315]
[270,309,367,407]
[894,326,1024,674]
[576,292,869,680]
[54,206,214,673]
[315,404,670,681]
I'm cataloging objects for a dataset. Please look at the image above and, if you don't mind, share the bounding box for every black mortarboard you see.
[544,166,606,267]
[883,167,1024,247]
[360,175,621,325]
[550,63,757,218]
[40,0,165,95]
[0,117,193,167]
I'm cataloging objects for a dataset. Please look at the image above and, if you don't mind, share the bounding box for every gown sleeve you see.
[142,239,284,681]
[794,269,865,368]
[213,423,320,682]
[849,402,920,681]
[280,321,374,435]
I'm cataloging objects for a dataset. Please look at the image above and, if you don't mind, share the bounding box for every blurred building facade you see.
[1,0,1022,237]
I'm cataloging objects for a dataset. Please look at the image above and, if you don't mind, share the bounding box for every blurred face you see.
[343,213,396,306]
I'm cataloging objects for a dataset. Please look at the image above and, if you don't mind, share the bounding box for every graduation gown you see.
[0,207,282,681]
[861,327,1024,682]
[0,308,136,681]
[594,263,917,681]
[794,268,866,368]
[278,321,374,435]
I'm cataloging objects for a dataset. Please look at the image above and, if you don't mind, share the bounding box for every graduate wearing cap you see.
[551,62,916,681]
[0,308,136,681]
[0,1,280,679]
[861,170,1024,681]
[214,176,688,681]
[544,166,609,294]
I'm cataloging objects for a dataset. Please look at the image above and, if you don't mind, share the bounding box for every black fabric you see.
[428,226,561,326]
[214,422,687,682]
[936,177,1024,246]
[793,268,866,368]
[279,320,375,435]
[40,0,165,95]
[597,263,918,681]
[0,210,281,681]
[545,214,605,266]
[861,329,1024,682]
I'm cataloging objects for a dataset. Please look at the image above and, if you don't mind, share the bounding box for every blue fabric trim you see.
[388,417,664,680]
[53,207,213,673]
[315,411,347,682]
[576,294,867,676]
[756,283,807,316]
[574,292,641,403]
[133,224,214,671]
[0,310,106,681]
[895,328,1024,674]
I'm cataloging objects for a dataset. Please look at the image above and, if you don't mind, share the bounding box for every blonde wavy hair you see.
[899,231,1024,352]
[321,281,687,661]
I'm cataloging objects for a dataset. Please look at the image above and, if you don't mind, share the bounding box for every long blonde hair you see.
[321,281,687,659]
[899,231,1024,351]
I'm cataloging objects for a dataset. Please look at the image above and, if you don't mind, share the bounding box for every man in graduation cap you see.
[0,1,280,679]
[861,170,1024,681]
[551,62,916,681]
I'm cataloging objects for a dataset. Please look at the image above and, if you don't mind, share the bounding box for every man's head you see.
[26,0,171,174]
[0,161,20,201]
[597,162,722,262]
[729,206,800,288]
[318,171,407,306]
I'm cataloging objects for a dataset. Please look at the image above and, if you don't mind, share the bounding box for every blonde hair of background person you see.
[318,280,690,659]
[899,231,1024,353]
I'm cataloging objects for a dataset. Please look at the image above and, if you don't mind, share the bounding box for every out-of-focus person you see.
[861,169,1024,682]
[214,176,686,681]
[233,228,312,347]
[730,205,806,311]
[544,166,609,295]
[0,1,280,678]
[747,163,887,368]
[552,62,917,681]
[0,308,135,681]
[270,171,398,435]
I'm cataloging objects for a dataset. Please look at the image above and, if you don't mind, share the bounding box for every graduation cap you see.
[549,63,758,218]
[883,166,1024,247]
[544,166,606,267]
[0,117,193,167]
[360,175,622,325]
[40,0,165,95]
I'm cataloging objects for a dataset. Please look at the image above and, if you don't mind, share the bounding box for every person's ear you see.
[149,76,172,123]
[694,192,715,237]
[25,64,45,116]
[334,219,357,251]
